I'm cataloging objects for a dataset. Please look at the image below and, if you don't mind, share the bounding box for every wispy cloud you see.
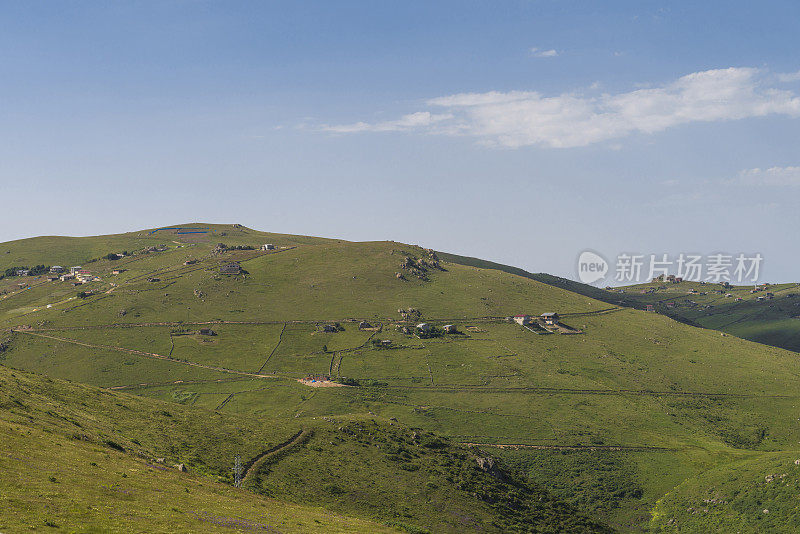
[777,70,800,83]
[726,166,800,186]
[322,111,452,133]
[530,47,558,58]
[323,67,800,148]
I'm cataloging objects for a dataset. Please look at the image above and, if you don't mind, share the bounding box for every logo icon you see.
[577,250,609,285]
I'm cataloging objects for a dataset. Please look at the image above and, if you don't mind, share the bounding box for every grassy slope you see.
[0,365,395,533]
[0,223,338,272]
[649,451,800,532]
[3,225,800,530]
[600,280,800,353]
[0,363,606,533]
[437,251,800,355]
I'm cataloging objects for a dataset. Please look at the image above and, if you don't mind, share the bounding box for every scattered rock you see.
[476,457,495,472]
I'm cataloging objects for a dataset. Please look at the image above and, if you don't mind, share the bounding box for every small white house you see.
[416,323,431,332]
[262,244,275,250]
[443,324,457,333]
[513,315,531,326]
[50,266,64,273]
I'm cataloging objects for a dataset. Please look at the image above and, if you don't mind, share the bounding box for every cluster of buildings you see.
[48,266,100,285]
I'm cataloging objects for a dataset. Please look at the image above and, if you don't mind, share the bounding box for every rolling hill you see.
[0,360,605,533]
[594,279,800,353]
[3,223,800,531]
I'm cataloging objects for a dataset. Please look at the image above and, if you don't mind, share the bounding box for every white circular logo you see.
[577,250,609,285]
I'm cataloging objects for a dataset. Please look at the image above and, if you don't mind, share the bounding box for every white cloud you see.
[726,166,800,186]
[777,70,800,83]
[530,47,558,58]
[322,67,800,148]
[322,111,452,133]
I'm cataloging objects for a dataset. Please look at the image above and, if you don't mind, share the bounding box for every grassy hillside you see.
[600,280,800,353]
[437,252,800,356]
[0,361,607,533]
[3,224,800,531]
[649,451,800,532]
[0,365,396,533]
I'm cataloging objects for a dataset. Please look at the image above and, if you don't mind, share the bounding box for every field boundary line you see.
[241,429,312,485]
[379,384,794,398]
[459,442,678,451]
[13,330,279,380]
[256,322,286,374]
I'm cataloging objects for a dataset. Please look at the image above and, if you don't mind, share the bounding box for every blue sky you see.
[2,1,800,283]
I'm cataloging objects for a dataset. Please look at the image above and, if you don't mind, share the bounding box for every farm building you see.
[262,244,275,250]
[199,328,216,336]
[146,277,160,283]
[111,269,126,275]
[49,266,64,273]
[645,305,655,312]
[70,266,81,274]
[443,324,457,333]
[220,263,242,275]
[513,315,531,325]
[416,323,431,332]
[15,269,29,276]
[541,312,559,325]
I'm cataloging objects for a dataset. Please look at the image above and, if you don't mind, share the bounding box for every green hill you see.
[0,363,606,533]
[3,224,800,531]
[650,451,800,532]
[438,251,800,356]
[598,280,800,353]
[0,364,395,533]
